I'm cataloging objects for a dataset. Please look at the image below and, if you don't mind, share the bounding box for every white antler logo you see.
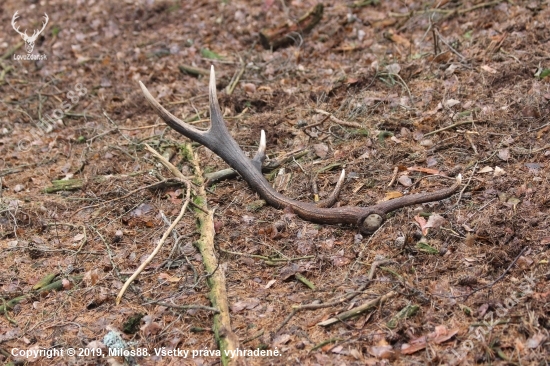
[11,11,49,54]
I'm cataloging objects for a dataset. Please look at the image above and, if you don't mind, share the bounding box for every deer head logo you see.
[11,11,49,54]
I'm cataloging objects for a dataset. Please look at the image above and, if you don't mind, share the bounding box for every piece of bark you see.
[259,3,324,50]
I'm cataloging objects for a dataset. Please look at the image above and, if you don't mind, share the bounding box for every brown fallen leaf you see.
[425,214,446,232]
[158,273,181,283]
[401,325,459,354]
[383,191,403,200]
[385,32,410,48]
[398,175,412,187]
[407,166,440,175]
[414,215,428,236]
[526,333,546,349]
[230,298,260,313]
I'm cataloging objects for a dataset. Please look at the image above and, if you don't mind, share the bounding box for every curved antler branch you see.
[140,66,461,234]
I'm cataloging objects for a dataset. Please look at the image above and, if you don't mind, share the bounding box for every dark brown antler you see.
[139,66,461,234]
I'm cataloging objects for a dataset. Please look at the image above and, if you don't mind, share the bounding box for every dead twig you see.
[179,64,210,77]
[46,222,87,254]
[452,163,478,208]
[146,300,219,313]
[314,109,363,129]
[433,28,466,61]
[225,56,245,96]
[317,291,397,327]
[260,4,324,50]
[204,149,309,186]
[461,247,528,300]
[423,120,478,137]
[387,167,399,187]
[219,247,313,264]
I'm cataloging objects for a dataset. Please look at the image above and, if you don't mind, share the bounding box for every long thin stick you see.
[424,120,477,137]
[116,181,191,304]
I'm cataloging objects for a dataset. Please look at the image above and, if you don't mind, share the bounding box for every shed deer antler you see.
[139,66,461,234]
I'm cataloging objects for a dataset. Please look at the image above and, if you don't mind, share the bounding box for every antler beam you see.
[139,66,461,234]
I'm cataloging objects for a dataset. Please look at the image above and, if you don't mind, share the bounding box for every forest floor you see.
[1,0,549,365]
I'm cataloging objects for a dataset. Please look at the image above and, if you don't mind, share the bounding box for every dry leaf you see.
[62,278,72,290]
[401,325,458,354]
[73,233,85,242]
[494,166,506,176]
[481,65,497,73]
[444,99,460,108]
[313,143,329,159]
[272,333,291,347]
[407,166,440,175]
[478,166,494,173]
[384,191,403,200]
[83,269,99,287]
[397,175,412,187]
[242,83,256,94]
[368,345,393,358]
[498,148,510,161]
[230,298,260,313]
[414,215,429,236]
[140,315,162,336]
[158,273,181,283]
[386,32,410,48]
[425,214,446,231]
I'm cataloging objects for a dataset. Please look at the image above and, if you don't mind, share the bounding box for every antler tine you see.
[251,130,266,171]
[317,169,346,208]
[208,65,225,133]
[139,81,209,145]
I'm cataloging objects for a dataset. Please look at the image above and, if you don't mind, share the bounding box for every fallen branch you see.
[179,64,210,77]
[189,143,245,366]
[260,4,324,50]
[0,275,83,314]
[423,120,479,137]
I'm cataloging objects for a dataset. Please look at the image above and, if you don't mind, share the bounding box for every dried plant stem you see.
[317,291,397,327]
[116,180,191,305]
[314,109,363,129]
[147,300,219,313]
[423,120,477,137]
